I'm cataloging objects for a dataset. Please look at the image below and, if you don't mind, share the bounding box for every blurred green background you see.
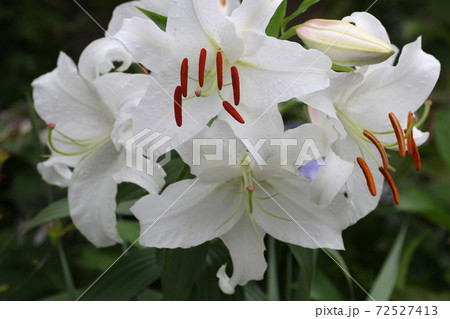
[0,0,449,301]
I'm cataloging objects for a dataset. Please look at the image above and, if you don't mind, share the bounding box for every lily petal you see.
[218,213,267,294]
[132,168,244,248]
[230,0,282,34]
[69,142,122,247]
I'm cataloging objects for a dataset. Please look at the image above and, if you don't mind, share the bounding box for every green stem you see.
[56,240,76,300]
[285,250,293,301]
[25,92,43,155]
[267,237,280,300]
[280,24,300,40]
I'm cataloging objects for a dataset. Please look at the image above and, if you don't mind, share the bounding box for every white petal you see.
[115,17,175,75]
[218,213,267,293]
[346,37,440,133]
[237,31,331,106]
[253,172,347,249]
[112,151,165,194]
[218,0,241,16]
[69,142,122,247]
[37,158,73,188]
[176,120,247,176]
[132,172,244,248]
[78,38,133,82]
[166,0,244,64]
[343,12,391,45]
[107,0,169,35]
[230,0,282,34]
[32,52,113,140]
[132,79,221,159]
[310,150,354,208]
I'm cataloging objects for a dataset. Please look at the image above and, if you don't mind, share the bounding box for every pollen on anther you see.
[48,123,56,130]
[198,48,207,87]
[379,166,400,205]
[174,86,183,127]
[363,130,389,170]
[389,112,406,157]
[356,157,376,196]
[216,51,223,90]
[223,101,244,124]
[180,58,189,97]
[231,66,240,106]
[247,186,255,193]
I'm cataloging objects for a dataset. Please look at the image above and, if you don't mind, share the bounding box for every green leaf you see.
[311,270,345,301]
[244,281,269,301]
[117,219,140,243]
[267,237,280,300]
[161,243,209,300]
[265,0,287,37]
[116,200,135,216]
[78,248,160,301]
[323,249,355,300]
[398,188,450,231]
[283,0,320,29]
[136,6,167,31]
[367,225,407,301]
[26,198,69,232]
[289,244,317,300]
[136,288,163,301]
[435,107,450,168]
[396,231,428,292]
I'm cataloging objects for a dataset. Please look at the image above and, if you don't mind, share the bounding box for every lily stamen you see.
[180,58,189,97]
[174,86,183,127]
[363,129,389,170]
[198,48,207,87]
[407,111,414,156]
[411,138,421,170]
[388,112,406,157]
[356,157,376,196]
[216,51,223,90]
[231,66,240,105]
[223,101,244,123]
[379,166,400,204]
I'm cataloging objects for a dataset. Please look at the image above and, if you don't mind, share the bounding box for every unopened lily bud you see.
[297,19,394,67]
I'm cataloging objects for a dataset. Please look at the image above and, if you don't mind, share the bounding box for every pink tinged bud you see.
[296,19,394,67]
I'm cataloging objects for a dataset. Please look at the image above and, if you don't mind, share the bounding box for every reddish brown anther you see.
[411,138,421,170]
[231,66,240,106]
[389,112,406,157]
[222,101,244,124]
[216,51,223,90]
[198,48,207,87]
[379,166,400,204]
[180,58,189,97]
[363,130,389,170]
[174,86,183,127]
[356,157,377,196]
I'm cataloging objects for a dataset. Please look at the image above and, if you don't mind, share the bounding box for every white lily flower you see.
[302,12,440,206]
[33,51,165,247]
[131,120,365,294]
[114,0,331,156]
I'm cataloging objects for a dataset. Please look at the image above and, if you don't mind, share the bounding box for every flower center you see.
[173,48,244,126]
[336,101,430,204]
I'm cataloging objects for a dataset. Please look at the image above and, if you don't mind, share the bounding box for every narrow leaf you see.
[136,6,167,31]
[283,0,320,28]
[265,0,287,37]
[289,244,317,300]
[161,243,209,300]
[26,198,69,232]
[79,248,160,301]
[367,225,407,301]
[435,107,450,168]
[244,281,269,301]
[323,248,355,300]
